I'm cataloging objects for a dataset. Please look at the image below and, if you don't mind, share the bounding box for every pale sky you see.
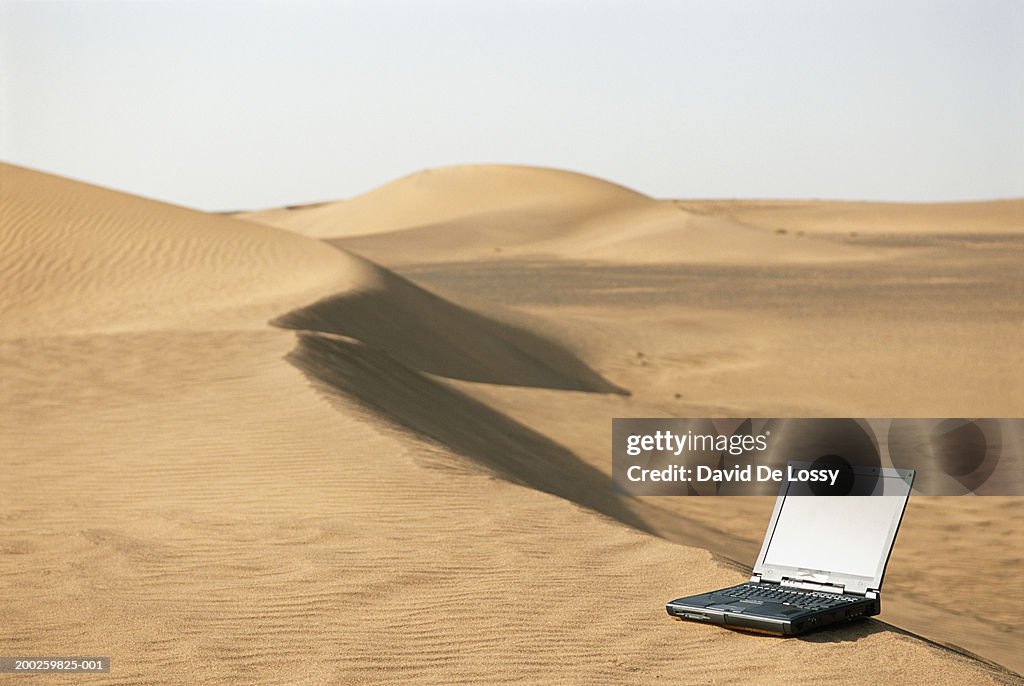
[2,0,1022,211]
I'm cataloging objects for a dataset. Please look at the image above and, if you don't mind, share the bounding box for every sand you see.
[2,162,1021,684]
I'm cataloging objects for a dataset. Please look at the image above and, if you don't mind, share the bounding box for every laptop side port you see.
[681,612,710,621]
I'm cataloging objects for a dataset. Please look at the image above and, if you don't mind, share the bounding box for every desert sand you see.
[2,161,1021,684]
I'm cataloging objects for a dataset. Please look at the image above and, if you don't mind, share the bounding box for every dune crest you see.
[235,164,650,239]
[674,198,1024,236]
[0,163,362,337]
[241,164,903,265]
[273,251,625,393]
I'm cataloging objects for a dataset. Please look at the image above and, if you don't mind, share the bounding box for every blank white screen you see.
[763,490,909,579]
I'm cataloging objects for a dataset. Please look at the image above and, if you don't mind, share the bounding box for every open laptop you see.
[666,462,915,635]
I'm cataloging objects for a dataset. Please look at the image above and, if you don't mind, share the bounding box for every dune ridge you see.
[234,164,650,238]
[0,163,356,337]
[240,165,912,265]
[272,250,624,393]
[674,198,1024,235]
[284,331,643,527]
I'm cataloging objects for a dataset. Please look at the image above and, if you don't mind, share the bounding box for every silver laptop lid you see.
[752,462,915,595]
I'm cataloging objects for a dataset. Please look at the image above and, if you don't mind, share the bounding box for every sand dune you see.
[241,165,886,265]
[234,165,650,239]
[0,164,360,337]
[2,162,616,390]
[2,164,1022,684]
[674,198,1024,236]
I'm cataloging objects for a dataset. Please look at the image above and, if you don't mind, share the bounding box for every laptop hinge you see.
[780,577,845,594]
[750,573,762,583]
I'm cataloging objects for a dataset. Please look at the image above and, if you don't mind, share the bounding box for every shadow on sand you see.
[284,331,649,534]
[721,618,1020,683]
[273,263,627,395]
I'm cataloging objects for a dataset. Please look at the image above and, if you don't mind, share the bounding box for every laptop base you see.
[666,583,879,636]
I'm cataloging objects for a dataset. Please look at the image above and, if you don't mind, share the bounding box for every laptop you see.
[666,462,915,635]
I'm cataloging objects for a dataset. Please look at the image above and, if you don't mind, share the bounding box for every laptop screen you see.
[756,469,913,590]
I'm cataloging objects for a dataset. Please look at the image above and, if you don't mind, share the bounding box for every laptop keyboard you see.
[721,583,860,611]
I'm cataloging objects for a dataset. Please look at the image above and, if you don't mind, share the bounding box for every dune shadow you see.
[702,616,886,644]
[284,331,650,533]
[729,616,945,648]
[272,265,626,394]
[795,617,890,644]
[714,618,886,644]
[799,618,1022,682]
